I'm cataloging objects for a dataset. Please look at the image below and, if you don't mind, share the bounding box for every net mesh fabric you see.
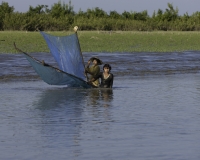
[19,32,92,88]
[23,53,91,88]
[40,32,86,81]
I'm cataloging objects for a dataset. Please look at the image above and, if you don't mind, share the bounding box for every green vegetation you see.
[1,31,200,53]
[1,1,200,53]
[0,1,200,31]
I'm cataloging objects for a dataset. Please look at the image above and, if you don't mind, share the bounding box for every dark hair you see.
[103,64,111,70]
[90,57,103,65]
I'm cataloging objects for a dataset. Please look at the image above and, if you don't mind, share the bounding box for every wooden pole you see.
[74,26,89,81]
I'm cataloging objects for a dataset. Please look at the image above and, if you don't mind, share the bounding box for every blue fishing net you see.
[23,53,91,88]
[19,32,92,88]
[40,32,86,81]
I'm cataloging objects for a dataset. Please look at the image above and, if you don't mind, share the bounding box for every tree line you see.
[0,1,200,31]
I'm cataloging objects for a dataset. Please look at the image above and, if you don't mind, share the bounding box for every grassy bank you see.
[1,31,200,53]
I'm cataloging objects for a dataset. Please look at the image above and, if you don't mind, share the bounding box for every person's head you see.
[103,64,111,73]
[90,57,103,65]
[92,59,98,65]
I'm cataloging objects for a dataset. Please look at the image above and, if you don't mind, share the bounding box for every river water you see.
[1,52,200,160]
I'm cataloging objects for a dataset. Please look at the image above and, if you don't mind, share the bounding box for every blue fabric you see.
[40,32,86,81]
[24,53,91,88]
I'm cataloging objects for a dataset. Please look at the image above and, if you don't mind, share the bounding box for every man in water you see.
[89,64,114,88]
[85,57,103,87]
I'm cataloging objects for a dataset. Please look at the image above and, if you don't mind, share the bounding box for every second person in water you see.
[89,63,114,88]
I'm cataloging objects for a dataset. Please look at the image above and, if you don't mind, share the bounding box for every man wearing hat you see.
[85,57,103,87]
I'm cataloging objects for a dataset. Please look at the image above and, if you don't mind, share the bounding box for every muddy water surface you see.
[1,52,200,160]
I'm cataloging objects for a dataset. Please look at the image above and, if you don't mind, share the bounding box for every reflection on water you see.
[34,88,113,109]
[35,88,87,110]
[28,88,114,159]
[86,89,113,107]
[33,89,87,158]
